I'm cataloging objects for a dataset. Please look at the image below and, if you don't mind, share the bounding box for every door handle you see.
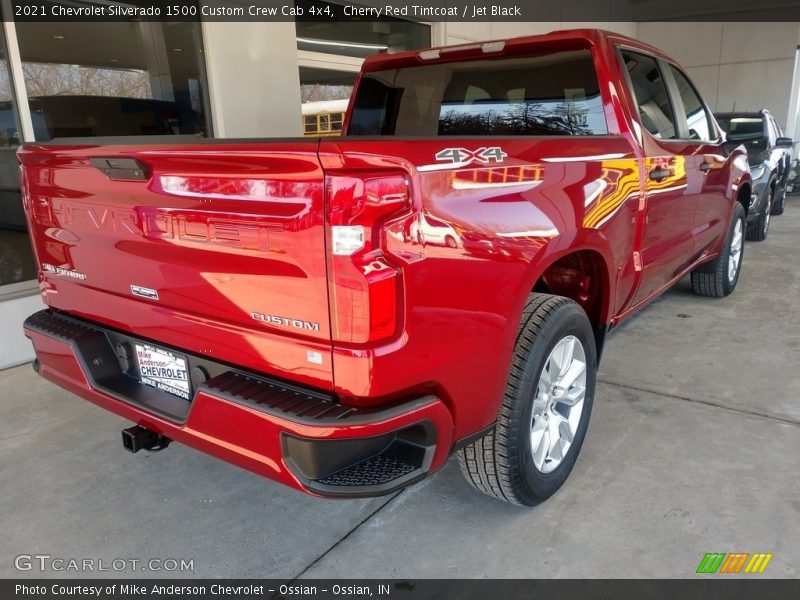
[649,168,672,180]
[699,161,713,172]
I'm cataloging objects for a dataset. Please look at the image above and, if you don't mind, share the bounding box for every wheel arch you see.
[522,239,615,361]
[734,172,752,217]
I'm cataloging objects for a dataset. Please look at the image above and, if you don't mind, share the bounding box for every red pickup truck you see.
[20,30,750,505]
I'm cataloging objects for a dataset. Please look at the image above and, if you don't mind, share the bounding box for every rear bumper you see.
[24,310,454,498]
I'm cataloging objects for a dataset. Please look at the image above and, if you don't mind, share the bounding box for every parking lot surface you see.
[2,199,798,579]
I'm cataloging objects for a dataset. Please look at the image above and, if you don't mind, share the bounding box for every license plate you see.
[135,343,191,400]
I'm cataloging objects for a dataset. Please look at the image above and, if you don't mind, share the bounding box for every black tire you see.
[747,188,771,242]
[690,202,746,297]
[771,186,786,216]
[445,235,457,248]
[457,294,596,506]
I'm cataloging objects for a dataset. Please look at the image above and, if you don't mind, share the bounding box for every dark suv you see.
[716,110,793,241]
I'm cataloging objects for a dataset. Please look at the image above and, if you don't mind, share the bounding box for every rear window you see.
[348,50,608,136]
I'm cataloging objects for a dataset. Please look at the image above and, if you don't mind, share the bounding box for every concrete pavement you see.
[1,198,798,579]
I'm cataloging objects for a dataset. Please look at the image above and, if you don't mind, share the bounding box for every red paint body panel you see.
[19,29,750,496]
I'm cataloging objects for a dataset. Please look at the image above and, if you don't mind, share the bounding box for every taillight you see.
[326,173,411,344]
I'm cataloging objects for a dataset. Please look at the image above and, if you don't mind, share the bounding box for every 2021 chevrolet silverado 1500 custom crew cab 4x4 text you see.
[20,30,750,505]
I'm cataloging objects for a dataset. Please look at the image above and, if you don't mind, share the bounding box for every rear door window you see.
[667,65,714,141]
[348,50,608,136]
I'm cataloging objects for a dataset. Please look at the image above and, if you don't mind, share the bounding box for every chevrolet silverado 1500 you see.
[20,30,751,505]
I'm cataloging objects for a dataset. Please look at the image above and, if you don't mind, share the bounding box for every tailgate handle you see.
[90,157,149,181]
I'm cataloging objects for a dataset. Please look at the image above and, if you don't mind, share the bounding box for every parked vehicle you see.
[20,30,751,506]
[716,110,793,240]
[409,212,461,247]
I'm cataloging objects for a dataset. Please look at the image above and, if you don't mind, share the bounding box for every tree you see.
[21,63,151,99]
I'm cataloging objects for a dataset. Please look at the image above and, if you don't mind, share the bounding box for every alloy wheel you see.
[530,335,587,473]
[728,218,743,283]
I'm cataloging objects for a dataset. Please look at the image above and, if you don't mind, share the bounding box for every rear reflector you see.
[332,225,365,256]
[326,173,411,343]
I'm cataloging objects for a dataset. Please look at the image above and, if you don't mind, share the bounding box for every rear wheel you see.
[747,188,771,242]
[690,202,745,297]
[457,294,596,505]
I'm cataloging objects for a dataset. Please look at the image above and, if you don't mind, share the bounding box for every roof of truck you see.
[361,28,677,72]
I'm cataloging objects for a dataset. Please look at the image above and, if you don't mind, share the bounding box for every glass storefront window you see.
[0,1,210,291]
[299,67,354,137]
[15,6,210,140]
[295,5,430,138]
[0,24,35,288]
[295,1,431,57]
[300,67,355,102]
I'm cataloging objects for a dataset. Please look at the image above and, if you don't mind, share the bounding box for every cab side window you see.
[668,66,714,142]
[620,50,677,140]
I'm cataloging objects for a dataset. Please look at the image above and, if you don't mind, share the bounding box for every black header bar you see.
[4,580,800,600]
[6,0,800,22]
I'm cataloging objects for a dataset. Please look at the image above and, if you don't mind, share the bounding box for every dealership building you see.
[1,0,799,368]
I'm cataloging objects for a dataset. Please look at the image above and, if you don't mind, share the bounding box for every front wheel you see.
[690,202,745,297]
[771,186,786,216]
[458,294,596,505]
[747,188,771,242]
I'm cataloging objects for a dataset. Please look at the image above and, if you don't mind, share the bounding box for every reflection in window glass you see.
[0,27,36,287]
[621,51,677,140]
[300,68,353,137]
[295,2,430,57]
[15,7,210,140]
[349,51,608,136]
[668,66,712,141]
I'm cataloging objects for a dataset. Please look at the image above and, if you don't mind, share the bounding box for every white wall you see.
[202,4,302,138]
[635,22,800,130]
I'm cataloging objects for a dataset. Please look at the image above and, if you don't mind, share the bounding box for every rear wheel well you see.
[532,250,609,360]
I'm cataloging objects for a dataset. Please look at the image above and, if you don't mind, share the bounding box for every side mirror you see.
[776,137,794,148]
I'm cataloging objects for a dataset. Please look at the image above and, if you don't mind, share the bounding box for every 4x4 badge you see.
[435,146,508,165]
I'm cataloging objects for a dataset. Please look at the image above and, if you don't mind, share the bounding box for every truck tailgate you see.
[18,142,333,388]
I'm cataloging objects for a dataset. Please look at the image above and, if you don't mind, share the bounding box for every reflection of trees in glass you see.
[439,101,596,136]
[22,63,151,99]
[301,84,352,103]
[0,69,13,102]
